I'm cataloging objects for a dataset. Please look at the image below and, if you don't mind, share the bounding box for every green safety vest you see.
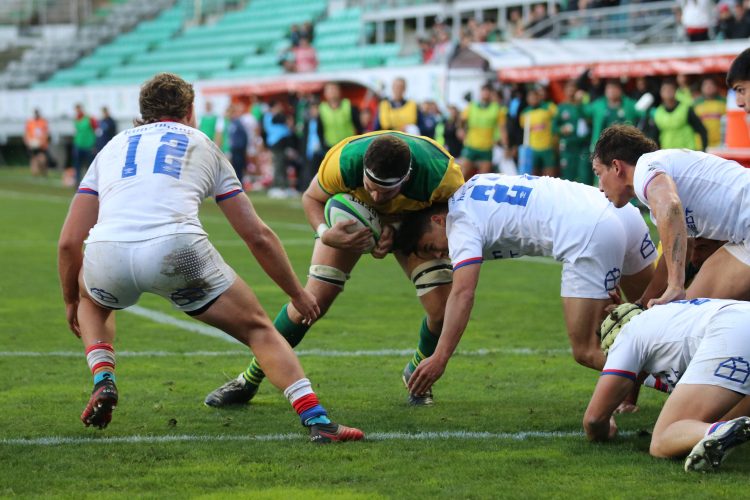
[653,102,696,150]
[74,116,96,149]
[320,99,356,147]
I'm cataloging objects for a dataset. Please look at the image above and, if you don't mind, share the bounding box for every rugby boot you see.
[204,374,258,407]
[81,378,118,429]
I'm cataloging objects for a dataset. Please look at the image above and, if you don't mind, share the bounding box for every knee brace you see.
[308,264,350,289]
[411,259,453,297]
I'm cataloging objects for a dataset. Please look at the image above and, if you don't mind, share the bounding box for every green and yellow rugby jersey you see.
[317,130,464,215]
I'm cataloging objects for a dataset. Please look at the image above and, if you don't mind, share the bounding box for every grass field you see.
[1,166,749,498]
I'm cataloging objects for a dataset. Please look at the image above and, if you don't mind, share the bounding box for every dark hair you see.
[393,203,448,256]
[363,134,411,178]
[727,48,750,87]
[660,77,677,89]
[592,124,657,167]
[136,73,194,126]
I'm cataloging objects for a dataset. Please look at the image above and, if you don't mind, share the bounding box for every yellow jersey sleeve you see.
[316,139,349,195]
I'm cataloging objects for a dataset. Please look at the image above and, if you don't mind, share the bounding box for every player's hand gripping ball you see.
[599,303,644,354]
[324,193,382,253]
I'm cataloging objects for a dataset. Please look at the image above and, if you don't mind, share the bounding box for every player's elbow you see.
[243,224,275,251]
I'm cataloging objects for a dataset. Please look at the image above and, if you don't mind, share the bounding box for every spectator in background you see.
[431,28,453,64]
[227,103,249,182]
[318,82,360,150]
[693,77,727,148]
[520,85,558,177]
[678,0,714,41]
[734,0,750,38]
[240,101,260,177]
[585,79,640,153]
[459,83,507,178]
[438,104,464,157]
[553,79,591,184]
[676,73,695,104]
[525,4,552,38]
[301,21,314,43]
[419,37,434,63]
[198,101,219,142]
[359,107,375,134]
[289,24,301,47]
[72,103,97,185]
[420,100,443,139]
[360,88,380,131]
[374,77,424,134]
[263,101,293,197]
[95,107,117,153]
[300,99,325,189]
[506,8,526,39]
[651,78,708,150]
[293,37,318,73]
[717,3,739,38]
[24,108,49,177]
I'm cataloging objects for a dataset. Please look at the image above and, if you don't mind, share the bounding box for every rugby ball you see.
[324,193,382,253]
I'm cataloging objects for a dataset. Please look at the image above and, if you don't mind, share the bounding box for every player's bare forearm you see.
[58,194,98,304]
[584,376,633,441]
[433,265,481,362]
[647,176,686,305]
[637,255,667,305]
[219,194,305,297]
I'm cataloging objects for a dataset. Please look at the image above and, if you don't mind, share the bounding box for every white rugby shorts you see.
[678,304,750,395]
[83,234,236,313]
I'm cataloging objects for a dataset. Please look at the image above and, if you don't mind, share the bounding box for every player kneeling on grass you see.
[205,130,465,407]
[584,300,750,472]
[396,173,657,396]
[57,72,363,444]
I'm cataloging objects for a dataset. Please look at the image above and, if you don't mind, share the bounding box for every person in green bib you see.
[72,103,97,185]
[553,79,591,184]
[458,84,507,179]
[585,80,641,154]
[319,82,361,151]
[652,79,707,151]
[198,101,219,142]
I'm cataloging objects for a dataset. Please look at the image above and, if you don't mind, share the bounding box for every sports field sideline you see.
[1,167,749,498]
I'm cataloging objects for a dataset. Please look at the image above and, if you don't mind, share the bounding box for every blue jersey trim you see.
[453,257,483,270]
[215,189,243,202]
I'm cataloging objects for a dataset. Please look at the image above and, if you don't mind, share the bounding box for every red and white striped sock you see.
[85,342,116,383]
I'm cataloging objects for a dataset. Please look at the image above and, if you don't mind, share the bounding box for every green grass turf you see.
[1,167,749,498]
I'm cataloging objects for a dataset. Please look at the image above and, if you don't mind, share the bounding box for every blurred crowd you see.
[24,70,731,195]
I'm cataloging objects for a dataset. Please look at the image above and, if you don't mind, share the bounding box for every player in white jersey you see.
[57,73,364,443]
[592,124,750,308]
[395,173,656,395]
[584,299,750,472]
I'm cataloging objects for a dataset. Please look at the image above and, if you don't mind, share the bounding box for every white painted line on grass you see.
[0,347,570,358]
[0,430,600,446]
[125,305,240,344]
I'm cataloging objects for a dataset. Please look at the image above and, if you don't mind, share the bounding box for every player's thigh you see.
[193,276,275,345]
[476,160,493,174]
[687,245,750,300]
[307,238,362,307]
[652,384,745,439]
[561,297,609,347]
[395,251,452,317]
